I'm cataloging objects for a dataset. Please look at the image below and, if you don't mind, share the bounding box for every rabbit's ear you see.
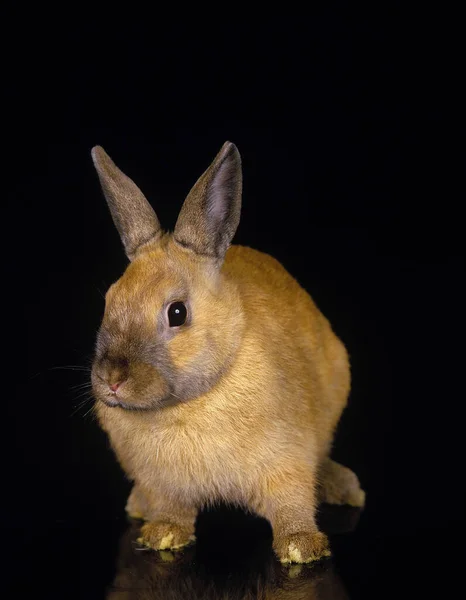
[174,141,242,261]
[91,146,162,260]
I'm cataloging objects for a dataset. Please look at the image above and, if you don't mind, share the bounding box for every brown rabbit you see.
[90,142,365,564]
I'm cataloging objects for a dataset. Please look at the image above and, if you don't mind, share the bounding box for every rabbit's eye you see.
[167,301,187,327]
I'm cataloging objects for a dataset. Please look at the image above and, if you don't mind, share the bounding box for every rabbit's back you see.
[223,244,350,457]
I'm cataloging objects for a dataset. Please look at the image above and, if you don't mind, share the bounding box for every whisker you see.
[70,397,94,417]
[49,365,92,372]
[82,404,97,420]
[70,398,91,412]
[68,381,93,391]
[71,389,94,401]
[96,286,107,299]
[71,388,95,401]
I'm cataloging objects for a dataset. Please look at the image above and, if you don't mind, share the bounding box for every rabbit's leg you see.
[318,458,366,508]
[255,466,331,564]
[136,490,197,551]
[125,483,150,520]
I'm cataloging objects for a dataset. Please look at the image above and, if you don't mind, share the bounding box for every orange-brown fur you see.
[91,142,365,564]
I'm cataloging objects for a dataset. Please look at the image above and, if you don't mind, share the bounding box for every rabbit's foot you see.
[137,521,196,551]
[319,459,366,508]
[275,530,331,564]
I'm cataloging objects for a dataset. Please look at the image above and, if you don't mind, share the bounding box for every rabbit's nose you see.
[104,358,129,393]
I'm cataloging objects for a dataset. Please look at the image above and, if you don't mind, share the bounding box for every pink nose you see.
[109,381,122,393]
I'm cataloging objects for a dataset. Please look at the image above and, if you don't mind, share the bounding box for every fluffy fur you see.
[90,142,365,564]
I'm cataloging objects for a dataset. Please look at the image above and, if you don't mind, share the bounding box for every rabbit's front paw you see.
[275,530,331,564]
[137,521,196,551]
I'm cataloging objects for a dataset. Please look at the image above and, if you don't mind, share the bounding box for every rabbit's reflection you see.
[106,505,361,599]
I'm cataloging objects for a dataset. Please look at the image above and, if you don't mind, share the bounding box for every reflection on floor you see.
[105,504,362,599]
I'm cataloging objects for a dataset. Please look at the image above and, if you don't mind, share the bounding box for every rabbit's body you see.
[91,142,365,564]
[97,243,349,505]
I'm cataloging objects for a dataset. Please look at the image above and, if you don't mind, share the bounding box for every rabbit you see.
[90,141,365,565]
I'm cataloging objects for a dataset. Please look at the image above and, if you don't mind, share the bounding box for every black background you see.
[6,7,464,599]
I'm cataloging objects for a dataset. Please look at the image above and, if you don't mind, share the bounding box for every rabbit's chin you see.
[96,393,173,412]
[98,397,162,411]
[92,380,175,412]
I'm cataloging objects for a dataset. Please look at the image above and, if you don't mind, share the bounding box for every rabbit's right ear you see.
[91,146,162,260]
[174,142,242,262]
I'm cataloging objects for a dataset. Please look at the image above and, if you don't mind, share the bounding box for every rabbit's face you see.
[91,141,243,410]
[91,238,244,411]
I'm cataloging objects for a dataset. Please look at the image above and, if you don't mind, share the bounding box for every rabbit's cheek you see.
[130,362,170,400]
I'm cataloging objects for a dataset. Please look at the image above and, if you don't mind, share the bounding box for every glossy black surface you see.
[6,504,464,598]
[6,7,463,599]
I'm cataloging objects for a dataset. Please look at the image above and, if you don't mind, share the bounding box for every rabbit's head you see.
[91,143,244,411]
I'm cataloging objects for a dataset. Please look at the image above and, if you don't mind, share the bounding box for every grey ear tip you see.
[223,140,237,151]
[221,141,241,163]
[91,145,107,166]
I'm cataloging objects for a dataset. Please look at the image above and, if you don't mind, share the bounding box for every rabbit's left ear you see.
[91,146,162,260]
[174,141,242,262]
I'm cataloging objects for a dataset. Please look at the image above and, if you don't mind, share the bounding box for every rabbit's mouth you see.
[93,377,180,411]
[98,396,162,411]
[95,386,176,411]
[91,355,175,411]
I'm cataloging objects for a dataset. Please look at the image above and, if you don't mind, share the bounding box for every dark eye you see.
[167,301,187,327]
